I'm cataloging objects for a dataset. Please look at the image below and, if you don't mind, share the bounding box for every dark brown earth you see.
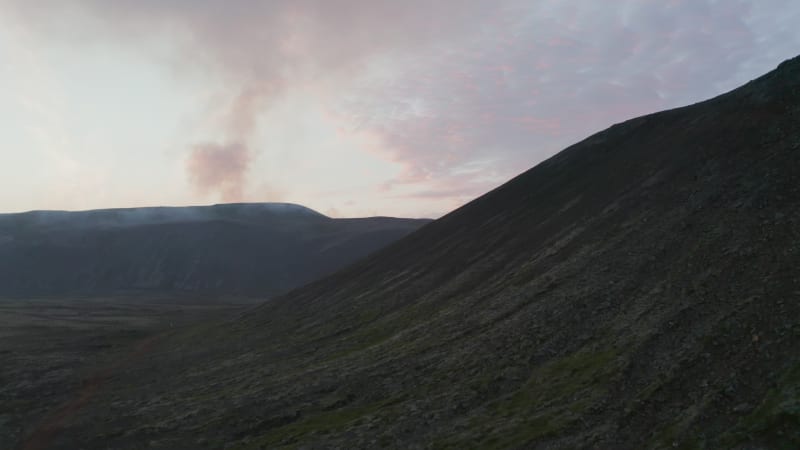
[6,56,800,449]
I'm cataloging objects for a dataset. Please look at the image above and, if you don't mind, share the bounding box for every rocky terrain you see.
[0,297,248,450]
[6,56,800,449]
[0,203,430,298]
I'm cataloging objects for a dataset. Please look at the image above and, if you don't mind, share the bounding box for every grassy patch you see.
[721,362,800,449]
[435,347,621,449]
[231,397,403,449]
[510,348,619,408]
[649,419,705,450]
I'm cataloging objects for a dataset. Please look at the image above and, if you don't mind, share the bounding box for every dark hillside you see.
[0,203,430,298]
[17,56,800,449]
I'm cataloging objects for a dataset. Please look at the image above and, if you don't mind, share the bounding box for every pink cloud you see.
[5,0,800,214]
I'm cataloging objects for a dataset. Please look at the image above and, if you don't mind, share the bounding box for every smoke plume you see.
[186,141,251,202]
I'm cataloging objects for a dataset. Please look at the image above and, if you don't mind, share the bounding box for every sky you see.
[1,1,798,218]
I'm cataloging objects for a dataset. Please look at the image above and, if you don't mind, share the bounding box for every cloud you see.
[335,0,800,203]
[3,0,799,212]
[2,0,507,203]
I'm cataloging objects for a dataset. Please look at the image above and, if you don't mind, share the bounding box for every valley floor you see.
[0,297,248,449]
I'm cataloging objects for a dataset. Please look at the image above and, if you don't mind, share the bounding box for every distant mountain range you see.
[0,203,430,298]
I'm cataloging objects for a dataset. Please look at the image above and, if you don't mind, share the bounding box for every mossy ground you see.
[721,362,800,449]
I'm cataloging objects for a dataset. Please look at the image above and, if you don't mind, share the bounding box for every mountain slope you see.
[19,57,800,449]
[0,203,430,298]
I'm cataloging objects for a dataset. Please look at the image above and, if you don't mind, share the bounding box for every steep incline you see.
[32,57,800,449]
[0,203,429,298]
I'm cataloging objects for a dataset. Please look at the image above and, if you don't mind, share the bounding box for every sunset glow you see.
[1,0,798,217]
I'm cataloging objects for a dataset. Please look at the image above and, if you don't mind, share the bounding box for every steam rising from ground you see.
[187,81,275,201]
[186,142,250,202]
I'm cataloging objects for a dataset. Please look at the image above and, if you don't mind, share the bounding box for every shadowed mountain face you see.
[13,57,800,449]
[0,203,430,298]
